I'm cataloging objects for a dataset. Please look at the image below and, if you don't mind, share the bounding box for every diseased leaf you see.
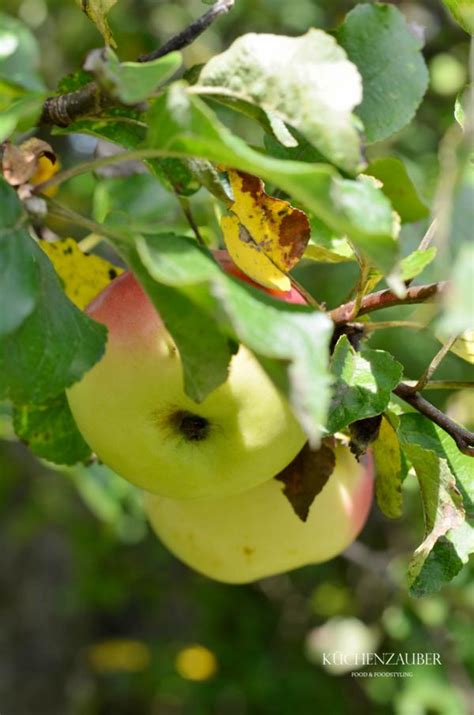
[337,4,429,143]
[372,414,403,518]
[365,157,429,223]
[327,335,403,434]
[75,0,118,48]
[0,239,107,404]
[221,170,310,291]
[0,179,39,337]
[198,30,363,173]
[13,394,91,465]
[84,47,181,105]
[147,87,398,274]
[276,442,336,522]
[40,238,123,309]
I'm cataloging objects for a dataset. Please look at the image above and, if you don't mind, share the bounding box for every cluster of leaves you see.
[0,1,472,596]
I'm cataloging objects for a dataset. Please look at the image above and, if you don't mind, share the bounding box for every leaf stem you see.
[77,232,105,252]
[177,196,206,246]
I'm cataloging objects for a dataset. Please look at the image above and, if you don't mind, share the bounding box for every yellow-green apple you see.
[66,251,307,499]
[144,445,374,583]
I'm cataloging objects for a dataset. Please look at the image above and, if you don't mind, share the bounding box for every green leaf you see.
[399,413,473,596]
[0,239,107,404]
[400,247,437,282]
[442,0,474,34]
[13,394,91,465]
[437,242,474,337]
[0,12,45,91]
[75,0,118,48]
[0,93,45,142]
[0,180,40,336]
[401,443,468,597]
[365,157,429,223]
[146,86,398,274]
[398,413,474,510]
[105,233,234,403]
[337,3,429,144]
[372,414,403,518]
[85,47,181,105]
[117,233,333,445]
[93,173,177,233]
[198,29,363,173]
[327,335,403,434]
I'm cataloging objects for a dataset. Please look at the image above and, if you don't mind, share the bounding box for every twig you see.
[330,282,449,324]
[40,0,235,126]
[137,0,235,62]
[406,335,459,394]
[394,382,474,457]
[403,380,474,391]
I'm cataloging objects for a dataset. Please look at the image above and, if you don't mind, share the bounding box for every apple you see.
[144,445,374,583]
[66,251,307,499]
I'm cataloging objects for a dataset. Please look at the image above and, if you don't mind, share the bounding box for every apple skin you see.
[144,446,374,584]
[66,251,307,500]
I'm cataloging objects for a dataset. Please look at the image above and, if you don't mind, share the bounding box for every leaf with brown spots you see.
[276,441,336,522]
[221,169,310,291]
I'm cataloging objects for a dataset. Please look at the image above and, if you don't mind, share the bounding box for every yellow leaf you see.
[41,238,123,310]
[221,170,310,291]
[30,155,61,196]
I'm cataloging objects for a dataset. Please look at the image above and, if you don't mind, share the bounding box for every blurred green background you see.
[1,0,473,713]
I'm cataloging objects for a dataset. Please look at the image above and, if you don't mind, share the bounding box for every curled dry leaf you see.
[2,138,58,188]
[276,441,336,522]
[221,169,310,291]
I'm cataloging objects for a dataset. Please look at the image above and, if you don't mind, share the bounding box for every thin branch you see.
[330,282,449,324]
[137,0,235,62]
[406,335,459,394]
[394,382,474,457]
[403,380,474,391]
[41,0,235,126]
